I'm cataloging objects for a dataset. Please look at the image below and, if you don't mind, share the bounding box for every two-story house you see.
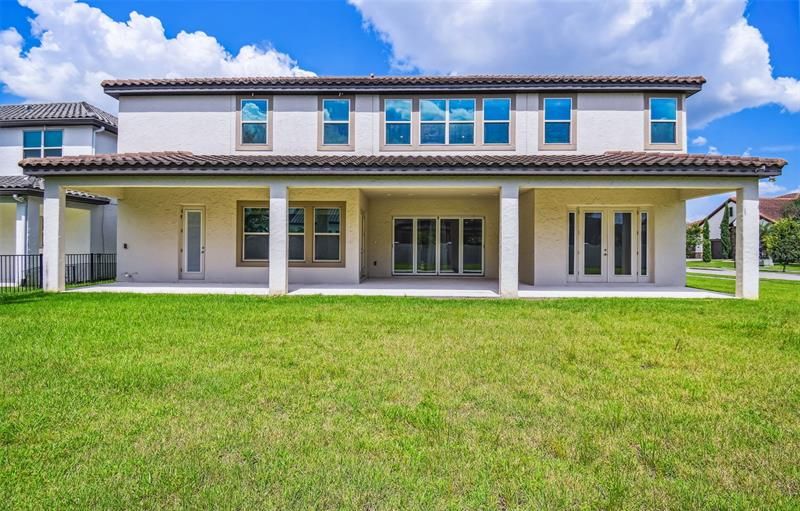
[0,102,118,259]
[21,75,786,298]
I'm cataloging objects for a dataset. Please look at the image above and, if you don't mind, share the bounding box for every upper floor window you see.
[321,98,352,148]
[23,129,62,158]
[237,96,272,150]
[543,98,573,145]
[421,98,475,145]
[385,99,412,145]
[649,97,677,144]
[483,98,511,144]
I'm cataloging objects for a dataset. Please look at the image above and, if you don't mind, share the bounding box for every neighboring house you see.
[21,75,786,298]
[0,102,118,257]
[697,193,799,259]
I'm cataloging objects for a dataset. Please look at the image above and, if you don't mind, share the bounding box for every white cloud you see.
[759,179,786,196]
[350,0,800,127]
[691,136,708,146]
[0,0,313,112]
[742,147,752,157]
[707,146,720,155]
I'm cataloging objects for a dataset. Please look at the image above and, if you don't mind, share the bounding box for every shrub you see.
[702,221,712,262]
[764,218,800,271]
[720,203,732,259]
[686,223,702,258]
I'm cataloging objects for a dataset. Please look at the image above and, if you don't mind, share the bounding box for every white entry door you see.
[180,207,205,280]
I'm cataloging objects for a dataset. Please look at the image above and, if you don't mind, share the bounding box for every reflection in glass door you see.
[439,219,460,273]
[416,218,437,273]
[463,218,483,274]
[393,219,413,273]
[611,211,636,282]
[180,207,205,280]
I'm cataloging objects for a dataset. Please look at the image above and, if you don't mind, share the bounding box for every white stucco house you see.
[0,102,118,257]
[20,75,786,298]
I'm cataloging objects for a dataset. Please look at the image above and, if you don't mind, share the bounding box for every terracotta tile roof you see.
[0,102,118,132]
[102,75,706,97]
[0,175,109,204]
[21,151,785,178]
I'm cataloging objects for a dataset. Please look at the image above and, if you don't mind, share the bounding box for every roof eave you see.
[0,118,118,134]
[0,187,110,205]
[103,83,704,99]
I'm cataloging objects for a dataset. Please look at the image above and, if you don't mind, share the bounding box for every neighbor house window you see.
[314,207,341,262]
[321,98,352,147]
[385,99,412,145]
[542,97,573,146]
[289,207,305,262]
[23,129,62,158]
[649,97,678,144]
[483,98,511,144]
[420,98,475,145]
[242,207,269,261]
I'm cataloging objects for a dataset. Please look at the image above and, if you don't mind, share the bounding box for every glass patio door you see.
[392,217,483,275]
[609,210,636,283]
[575,208,642,283]
[439,219,460,273]
[393,218,414,274]
[579,211,606,282]
[180,207,205,280]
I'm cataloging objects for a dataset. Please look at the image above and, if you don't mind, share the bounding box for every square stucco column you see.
[735,181,759,299]
[43,181,66,292]
[268,183,289,295]
[499,184,520,298]
[26,197,42,255]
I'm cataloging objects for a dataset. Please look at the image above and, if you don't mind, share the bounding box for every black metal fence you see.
[0,254,43,293]
[0,253,116,293]
[65,253,116,285]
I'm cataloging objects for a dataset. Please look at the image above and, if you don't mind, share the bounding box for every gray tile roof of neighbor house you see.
[20,151,785,178]
[0,175,109,204]
[102,75,706,97]
[0,102,118,133]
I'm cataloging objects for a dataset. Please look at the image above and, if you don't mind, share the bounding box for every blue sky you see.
[0,0,798,220]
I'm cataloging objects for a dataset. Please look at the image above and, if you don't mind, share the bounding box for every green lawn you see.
[2,281,799,509]
[688,259,800,273]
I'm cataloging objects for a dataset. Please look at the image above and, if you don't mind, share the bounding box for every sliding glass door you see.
[392,217,483,275]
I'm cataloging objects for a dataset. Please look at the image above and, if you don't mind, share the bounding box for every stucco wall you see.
[0,201,15,254]
[115,187,361,284]
[117,92,685,156]
[366,195,500,278]
[65,207,91,253]
[94,130,118,154]
[0,125,96,175]
[533,188,685,286]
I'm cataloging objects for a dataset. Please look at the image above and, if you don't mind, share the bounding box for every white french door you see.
[392,217,484,275]
[574,208,649,283]
[180,207,205,280]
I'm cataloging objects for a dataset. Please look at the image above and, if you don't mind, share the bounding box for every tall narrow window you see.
[462,218,483,273]
[543,98,572,145]
[649,97,677,144]
[322,99,351,146]
[289,207,305,262]
[483,98,511,144]
[568,212,576,275]
[314,207,341,262]
[640,212,648,276]
[385,99,412,145]
[240,98,269,145]
[448,99,475,144]
[23,129,62,158]
[420,99,446,144]
[242,207,269,261]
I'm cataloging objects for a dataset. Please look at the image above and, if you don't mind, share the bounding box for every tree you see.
[784,198,800,220]
[702,221,712,262]
[720,203,732,259]
[686,223,702,258]
[764,218,800,271]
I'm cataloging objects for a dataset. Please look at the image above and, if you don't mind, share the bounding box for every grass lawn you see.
[687,259,800,273]
[2,280,799,509]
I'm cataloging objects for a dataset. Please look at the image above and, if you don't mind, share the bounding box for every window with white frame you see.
[314,207,341,262]
[23,129,63,158]
[384,98,412,145]
[483,98,511,144]
[322,98,351,145]
[242,207,269,261]
[420,98,475,145]
[239,98,269,146]
[543,98,572,145]
[649,97,678,144]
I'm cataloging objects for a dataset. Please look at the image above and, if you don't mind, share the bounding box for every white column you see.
[14,199,27,256]
[268,183,288,295]
[735,181,759,299]
[43,181,66,292]
[499,183,520,298]
[89,205,104,253]
[26,197,42,255]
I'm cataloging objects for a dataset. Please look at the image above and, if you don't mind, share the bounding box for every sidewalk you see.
[687,267,800,281]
